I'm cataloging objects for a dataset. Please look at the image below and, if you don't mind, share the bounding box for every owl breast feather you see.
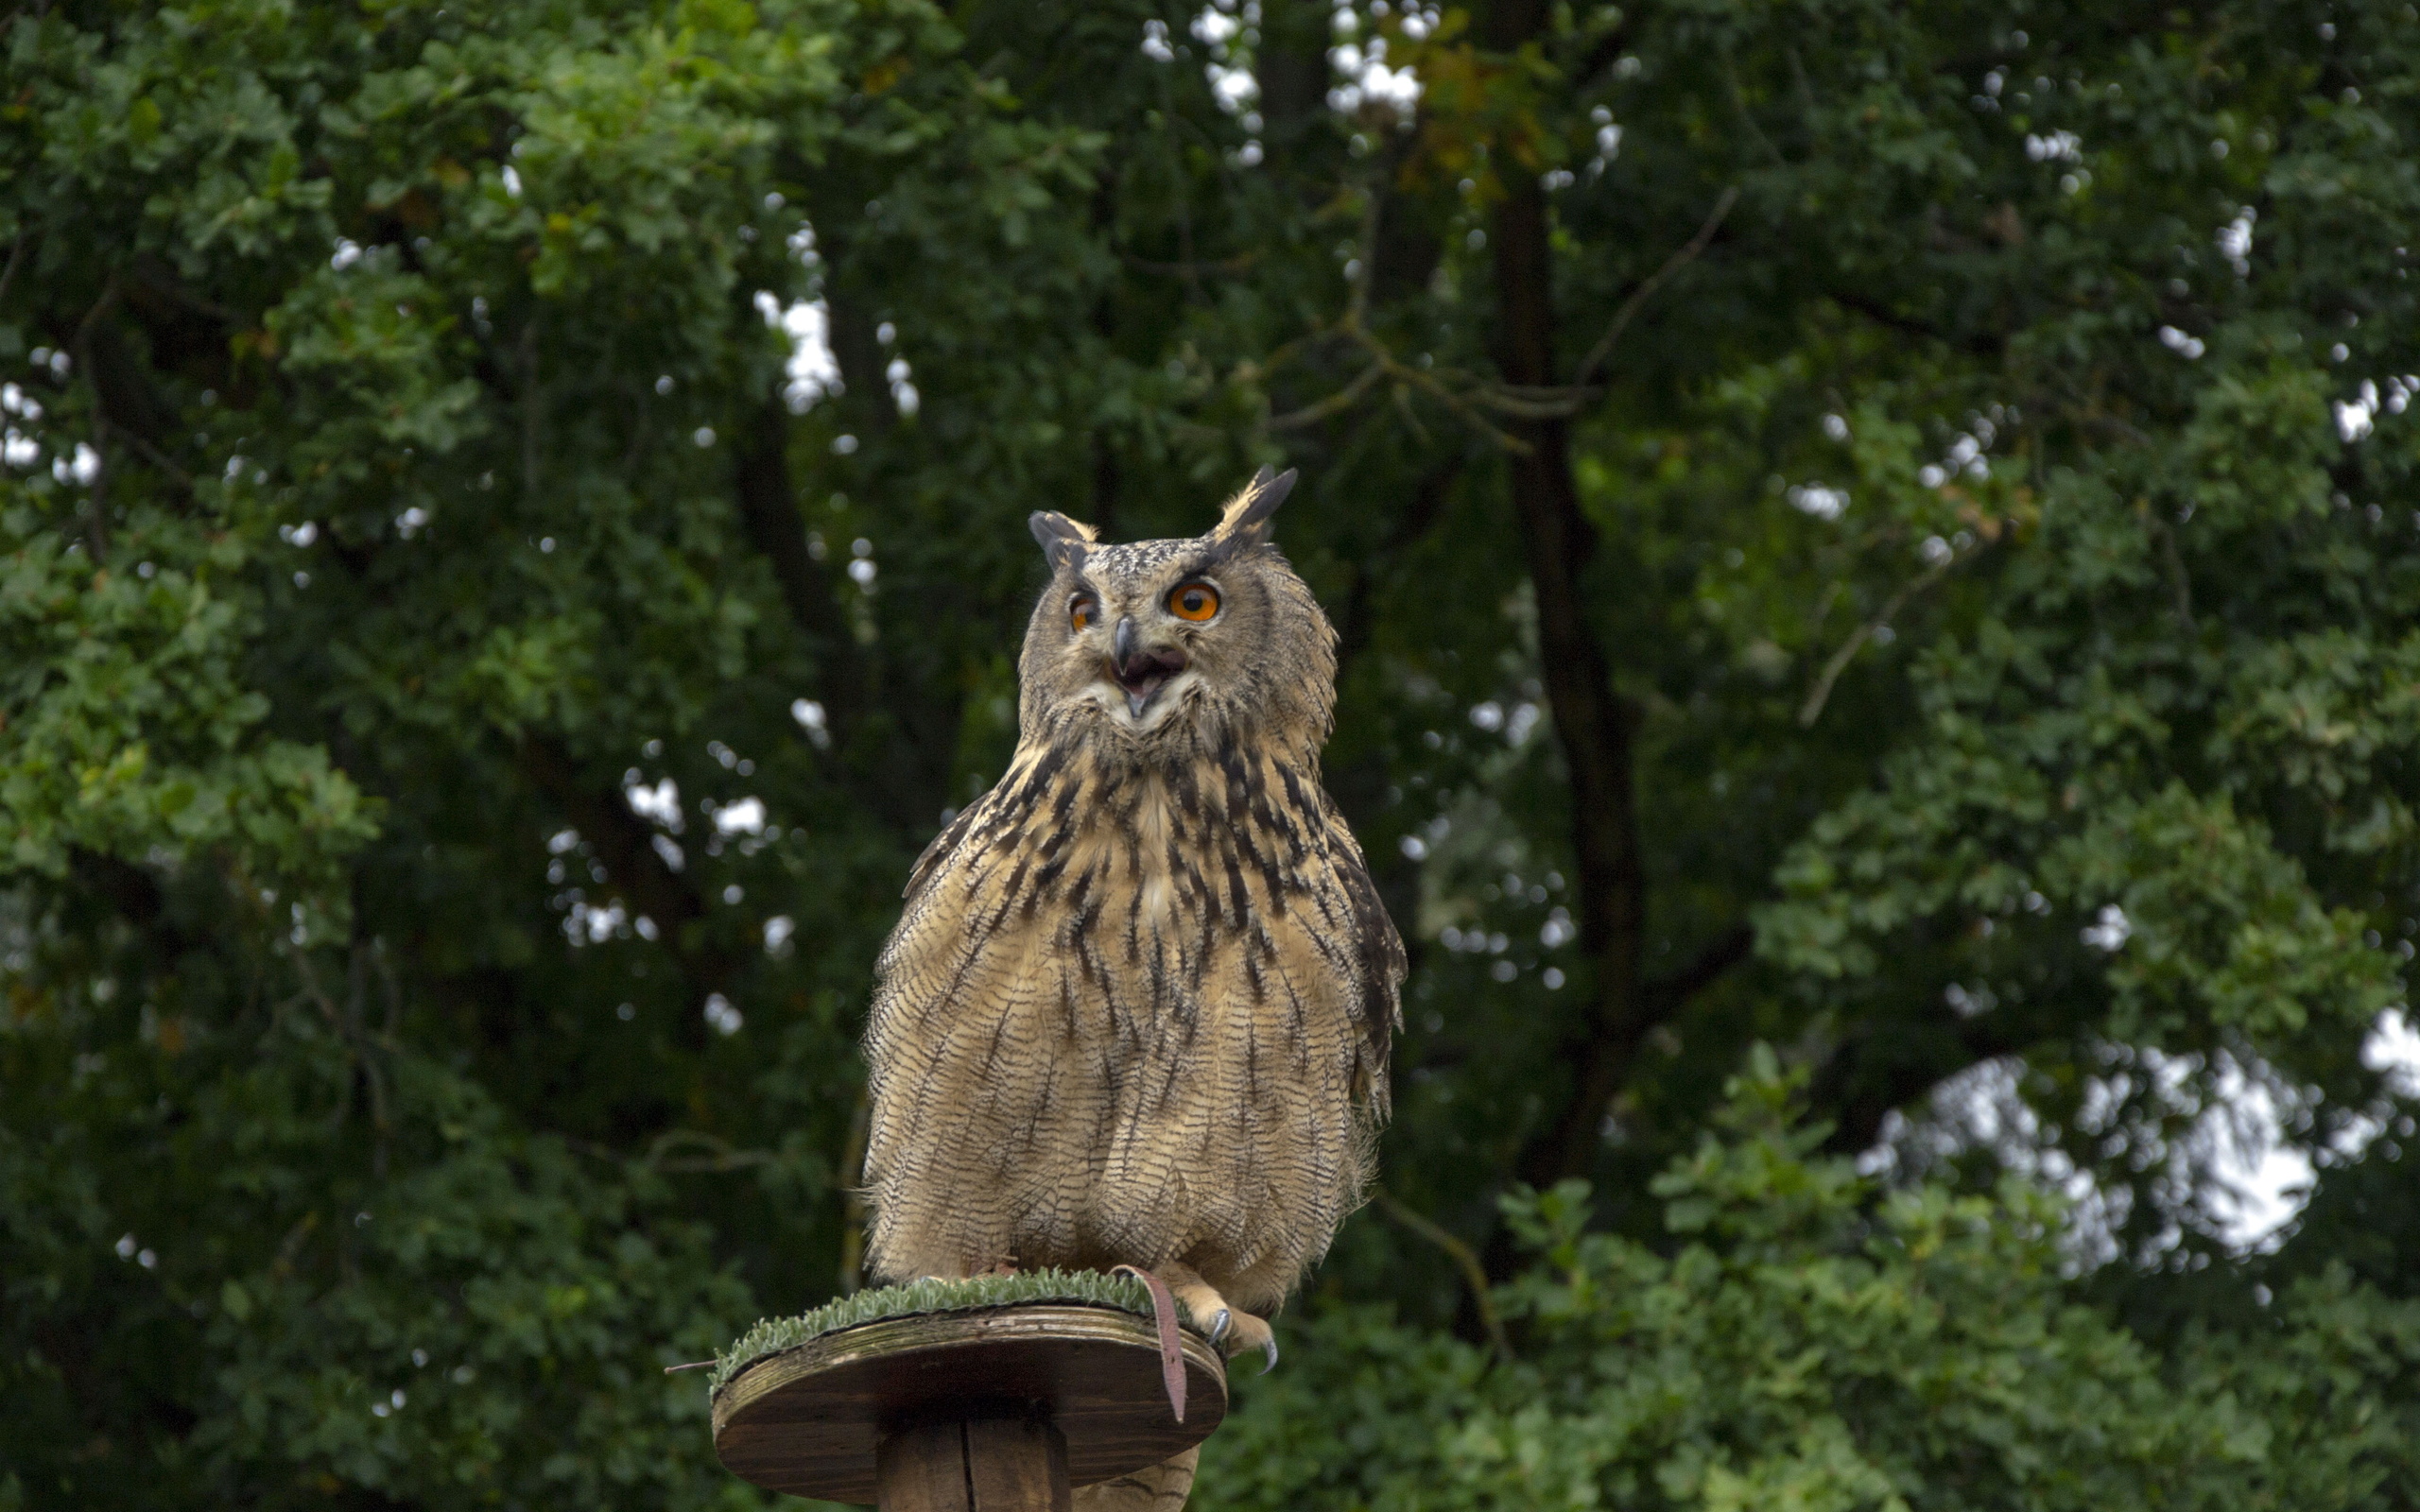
[859,734,1403,1312]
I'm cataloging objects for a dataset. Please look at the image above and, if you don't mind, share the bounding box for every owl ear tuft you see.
[1029,510,1099,572]
[1210,465,1298,547]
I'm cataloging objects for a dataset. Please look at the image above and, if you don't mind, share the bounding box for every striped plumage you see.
[860,470,1404,1375]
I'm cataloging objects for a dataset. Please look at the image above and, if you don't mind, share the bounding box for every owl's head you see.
[1018,467,1338,756]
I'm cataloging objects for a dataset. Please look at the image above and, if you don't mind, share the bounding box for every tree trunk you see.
[1484,0,1651,1189]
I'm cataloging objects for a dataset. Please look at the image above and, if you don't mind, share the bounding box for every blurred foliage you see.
[1205,1056,2420,1512]
[2,0,2415,1507]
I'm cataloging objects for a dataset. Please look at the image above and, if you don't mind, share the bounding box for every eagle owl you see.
[859,468,1404,1495]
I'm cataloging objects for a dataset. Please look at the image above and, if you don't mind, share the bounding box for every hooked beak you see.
[1108,615,1187,718]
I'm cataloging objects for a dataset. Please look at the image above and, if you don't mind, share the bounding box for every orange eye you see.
[1168,582,1220,622]
[1069,593,1098,631]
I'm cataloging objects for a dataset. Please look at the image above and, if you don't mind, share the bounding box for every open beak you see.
[1109,616,1187,718]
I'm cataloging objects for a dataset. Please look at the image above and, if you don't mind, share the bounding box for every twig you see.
[2155,518,2195,632]
[71,277,122,561]
[1390,380,1432,444]
[2046,368,2153,447]
[0,231,29,312]
[641,1128,775,1173]
[1797,558,1951,727]
[1260,190,1392,433]
[1153,62,1205,304]
[520,318,541,501]
[1374,1189,1513,1363]
[1266,359,1386,431]
[1121,251,1258,279]
[71,274,119,357]
[1354,334,1530,453]
[1573,186,1738,387]
[1720,50,1788,169]
[117,426,194,487]
[1264,336,1532,453]
[1343,190,1381,329]
[1465,386,1599,420]
[126,260,243,326]
[1642,923,1755,1007]
[291,945,391,1147]
[1231,327,1329,387]
[1253,180,1551,453]
[372,936,404,1039]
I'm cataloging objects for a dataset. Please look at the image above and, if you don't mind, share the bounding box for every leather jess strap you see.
[1112,1265,1187,1424]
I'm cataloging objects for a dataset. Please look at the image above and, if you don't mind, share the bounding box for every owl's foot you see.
[1158,1263,1279,1374]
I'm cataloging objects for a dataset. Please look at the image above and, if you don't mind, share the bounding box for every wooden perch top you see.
[712,1303,1228,1506]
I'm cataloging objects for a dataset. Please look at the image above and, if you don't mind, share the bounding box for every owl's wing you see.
[1317,799,1407,1108]
[900,799,987,902]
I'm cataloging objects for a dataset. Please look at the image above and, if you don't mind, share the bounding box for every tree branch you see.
[67,847,197,964]
[1333,456,1463,680]
[1797,557,1952,727]
[518,735,726,1048]
[1796,522,2009,728]
[1266,355,1386,431]
[734,398,867,738]
[1817,1010,2034,1154]
[1118,251,1259,279]
[1644,924,1754,1008]
[1374,1189,1513,1363]
[1826,288,2005,359]
[732,394,958,831]
[1572,186,1738,387]
[0,231,30,312]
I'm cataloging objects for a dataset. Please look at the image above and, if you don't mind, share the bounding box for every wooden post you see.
[876,1417,1072,1512]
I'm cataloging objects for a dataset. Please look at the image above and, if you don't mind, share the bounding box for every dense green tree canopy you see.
[3,1,2415,1507]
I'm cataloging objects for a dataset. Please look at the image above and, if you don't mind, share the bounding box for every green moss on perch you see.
[710,1269,1196,1395]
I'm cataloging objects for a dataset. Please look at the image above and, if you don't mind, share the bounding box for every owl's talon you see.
[1208,1310,1232,1346]
[1260,1337,1279,1374]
